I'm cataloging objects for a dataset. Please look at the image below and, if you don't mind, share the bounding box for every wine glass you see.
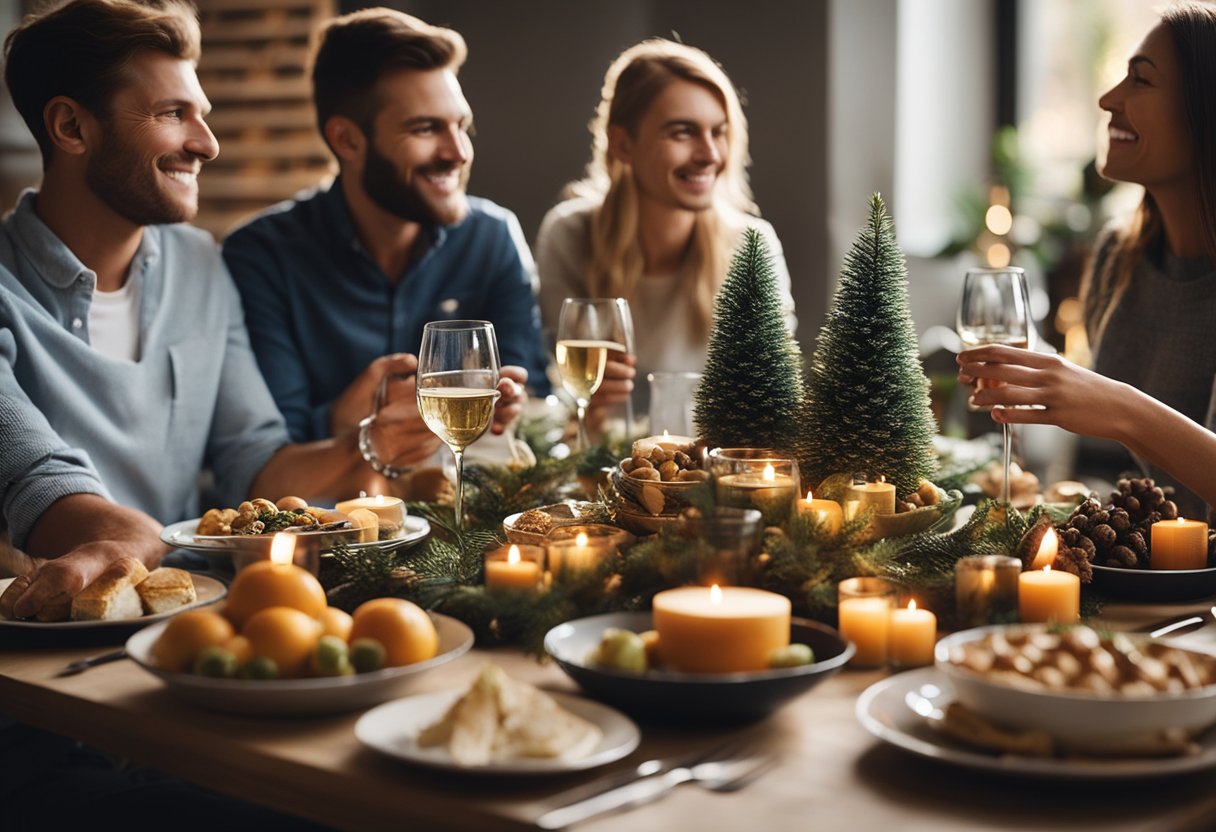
[555,298,631,450]
[614,298,637,440]
[417,320,501,530]
[957,267,1031,509]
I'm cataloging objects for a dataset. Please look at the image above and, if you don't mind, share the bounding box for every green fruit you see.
[349,638,386,674]
[239,656,280,680]
[311,635,351,677]
[193,646,238,678]
[769,643,814,668]
[591,628,647,674]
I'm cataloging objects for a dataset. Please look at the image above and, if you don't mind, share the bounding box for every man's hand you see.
[331,353,419,436]
[1,540,143,621]
[590,353,636,409]
[491,366,529,435]
[367,370,444,468]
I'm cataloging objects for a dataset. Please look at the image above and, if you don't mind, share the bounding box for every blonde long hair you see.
[568,39,758,338]
[1083,2,1216,348]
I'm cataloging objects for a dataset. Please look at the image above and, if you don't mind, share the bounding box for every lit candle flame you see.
[662,429,670,438]
[1178,517,1188,524]
[908,599,918,612]
[710,584,722,604]
[374,494,388,505]
[876,475,886,484]
[762,463,775,483]
[1043,565,1052,574]
[805,490,814,503]
[507,544,521,565]
[1031,527,1059,570]
[576,532,588,547]
[269,532,295,565]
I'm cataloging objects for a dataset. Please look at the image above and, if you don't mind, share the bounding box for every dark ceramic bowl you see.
[544,611,853,723]
[1090,563,1216,602]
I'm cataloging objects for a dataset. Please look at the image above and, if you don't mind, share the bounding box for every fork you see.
[536,747,777,829]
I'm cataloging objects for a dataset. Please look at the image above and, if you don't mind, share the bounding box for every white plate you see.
[161,516,431,563]
[356,689,640,775]
[0,574,226,630]
[126,611,473,716]
[856,668,1216,779]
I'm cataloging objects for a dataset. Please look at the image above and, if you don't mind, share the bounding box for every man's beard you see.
[86,124,197,227]
[361,141,468,226]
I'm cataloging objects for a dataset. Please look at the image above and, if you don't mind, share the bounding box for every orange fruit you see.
[224,561,327,628]
[242,606,323,679]
[317,607,353,642]
[151,610,235,673]
[349,598,438,667]
[224,634,254,666]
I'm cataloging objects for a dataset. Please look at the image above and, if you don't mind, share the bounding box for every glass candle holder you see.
[678,506,764,585]
[837,576,897,667]
[647,371,701,436]
[708,448,800,525]
[484,543,544,592]
[545,524,629,581]
[232,531,321,576]
[954,555,1021,628]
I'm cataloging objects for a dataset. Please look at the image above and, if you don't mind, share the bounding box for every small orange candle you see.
[652,585,790,673]
[797,490,843,535]
[1151,518,1209,570]
[845,477,896,519]
[837,577,896,667]
[889,600,937,667]
[484,544,542,591]
[1030,527,1058,570]
[1018,565,1080,624]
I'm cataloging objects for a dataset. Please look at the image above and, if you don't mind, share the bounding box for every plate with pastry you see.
[0,558,226,629]
[355,663,640,774]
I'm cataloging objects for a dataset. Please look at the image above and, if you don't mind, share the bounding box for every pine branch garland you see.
[801,195,938,495]
[695,228,803,453]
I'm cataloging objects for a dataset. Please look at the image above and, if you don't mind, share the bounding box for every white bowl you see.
[935,625,1216,750]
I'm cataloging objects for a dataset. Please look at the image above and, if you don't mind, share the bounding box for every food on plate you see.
[513,508,554,535]
[350,638,387,673]
[894,479,943,514]
[349,597,438,667]
[70,557,150,621]
[152,610,237,673]
[620,446,708,484]
[196,497,339,536]
[587,628,648,673]
[946,625,1216,696]
[136,567,197,614]
[417,663,602,766]
[768,643,815,668]
[242,606,325,678]
[223,560,328,628]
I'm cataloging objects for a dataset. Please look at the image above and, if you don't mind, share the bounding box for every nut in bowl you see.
[936,624,1216,755]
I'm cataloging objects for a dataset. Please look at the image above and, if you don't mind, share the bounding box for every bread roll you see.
[136,567,196,614]
[70,557,150,621]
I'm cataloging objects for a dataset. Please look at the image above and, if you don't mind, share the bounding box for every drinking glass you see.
[555,298,631,450]
[956,267,1031,508]
[417,320,501,530]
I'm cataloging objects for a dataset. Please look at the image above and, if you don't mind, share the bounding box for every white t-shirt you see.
[88,274,141,361]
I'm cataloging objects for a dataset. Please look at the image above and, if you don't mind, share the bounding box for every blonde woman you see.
[536,39,796,419]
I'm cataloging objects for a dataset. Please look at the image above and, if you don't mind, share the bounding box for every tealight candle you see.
[889,600,937,668]
[1150,518,1209,570]
[334,494,407,540]
[1030,526,1059,569]
[546,524,626,580]
[652,585,790,673]
[837,577,896,667]
[484,544,543,592]
[1018,565,1080,624]
[631,431,696,458]
[844,478,896,520]
[954,555,1021,628]
[796,490,843,535]
[716,463,799,524]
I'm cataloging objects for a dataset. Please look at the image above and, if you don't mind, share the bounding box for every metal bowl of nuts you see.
[936,624,1216,753]
[613,448,711,519]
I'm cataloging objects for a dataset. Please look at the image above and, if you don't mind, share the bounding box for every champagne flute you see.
[417,320,501,530]
[957,267,1031,509]
[555,298,630,450]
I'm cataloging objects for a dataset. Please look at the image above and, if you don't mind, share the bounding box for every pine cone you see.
[1053,547,1093,583]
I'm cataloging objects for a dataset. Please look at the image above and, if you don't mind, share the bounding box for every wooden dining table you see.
[3,598,1216,832]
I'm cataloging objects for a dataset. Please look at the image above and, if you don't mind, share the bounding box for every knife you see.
[57,649,128,677]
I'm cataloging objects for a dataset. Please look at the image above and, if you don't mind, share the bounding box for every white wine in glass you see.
[417,321,501,530]
[957,267,1031,509]
[556,299,629,450]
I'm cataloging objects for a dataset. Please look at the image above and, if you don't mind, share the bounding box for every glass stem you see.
[576,403,589,451]
[1001,422,1012,509]
[452,448,465,531]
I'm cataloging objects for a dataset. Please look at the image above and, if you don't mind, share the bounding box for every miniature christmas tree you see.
[694,228,803,453]
[800,195,938,496]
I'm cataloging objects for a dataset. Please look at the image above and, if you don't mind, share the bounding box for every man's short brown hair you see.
[4,0,201,163]
[312,7,466,148]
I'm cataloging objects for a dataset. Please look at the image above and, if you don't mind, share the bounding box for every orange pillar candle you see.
[1150,518,1209,570]
[889,600,937,667]
[652,585,790,673]
[837,577,896,667]
[484,544,543,592]
[1018,566,1080,623]
[797,490,843,535]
